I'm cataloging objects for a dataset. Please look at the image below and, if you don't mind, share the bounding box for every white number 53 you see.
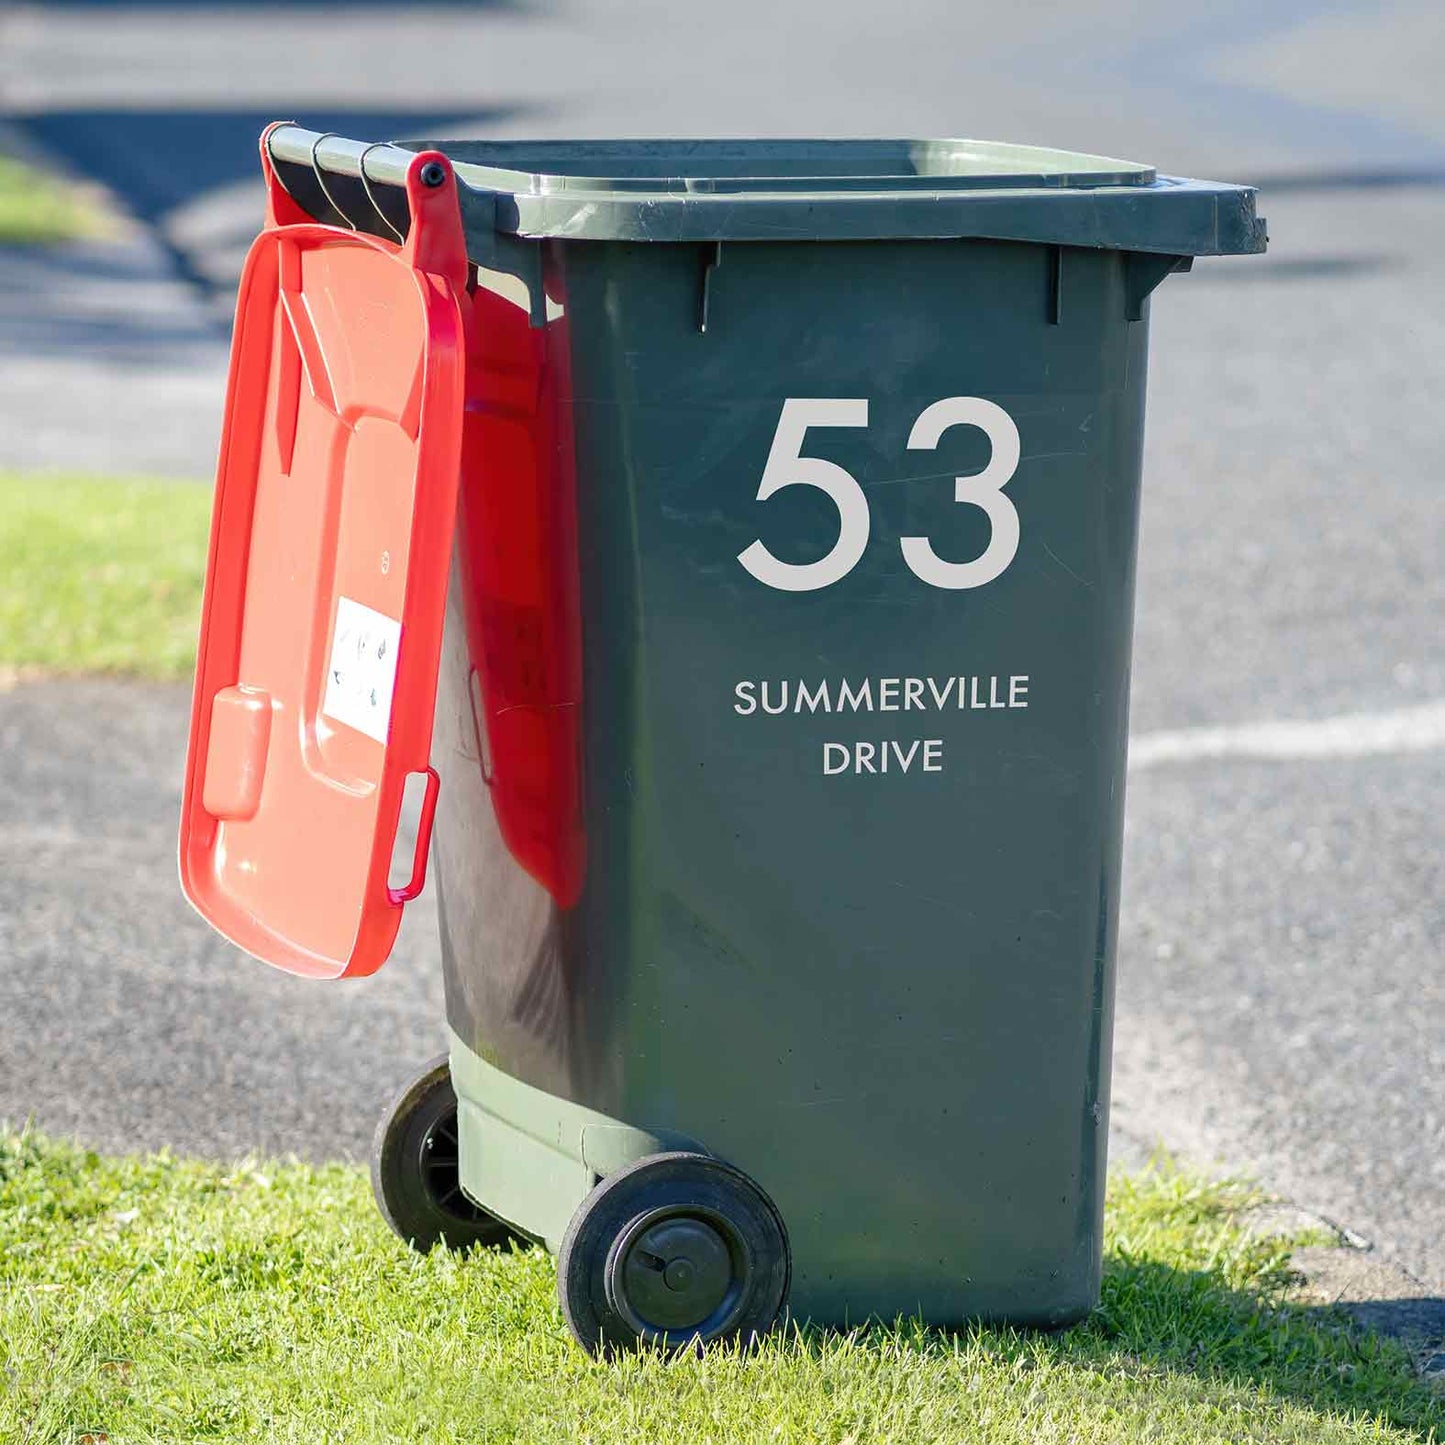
[737,396,1022,592]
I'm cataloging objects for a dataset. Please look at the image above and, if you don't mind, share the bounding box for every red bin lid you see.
[179,137,469,978]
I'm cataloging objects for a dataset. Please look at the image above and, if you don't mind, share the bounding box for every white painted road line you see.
[1129,700,1445,770]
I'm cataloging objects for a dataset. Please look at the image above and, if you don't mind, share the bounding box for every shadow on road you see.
[1185,253,1401,282]
[1310,1294,1445,1362]
[32,0,528,8]
[9,106,522,296]
[1247,167,1445,193]
[0,241,226,359]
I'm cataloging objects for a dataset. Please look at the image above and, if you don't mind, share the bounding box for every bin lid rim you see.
[264,126,1267,255]
[415,137,1158,195]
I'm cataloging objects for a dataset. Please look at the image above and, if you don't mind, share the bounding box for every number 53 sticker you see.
[737,397,1021,593]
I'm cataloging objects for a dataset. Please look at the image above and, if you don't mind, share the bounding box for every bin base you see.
[449,1030,1102,1330]
[448,1029,701,1251]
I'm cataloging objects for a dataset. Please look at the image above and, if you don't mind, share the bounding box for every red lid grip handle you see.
[388,767,441,905]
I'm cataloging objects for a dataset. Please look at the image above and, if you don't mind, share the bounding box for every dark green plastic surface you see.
[434,234,1165,1328]
[262,124,1266,1329]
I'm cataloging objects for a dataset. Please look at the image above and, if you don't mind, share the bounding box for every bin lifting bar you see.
[308,131,358,232]
[266,123,549,328]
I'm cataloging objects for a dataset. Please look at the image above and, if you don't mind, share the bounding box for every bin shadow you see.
[780,1256,1445,1437]
[1312,1293,1445,1351]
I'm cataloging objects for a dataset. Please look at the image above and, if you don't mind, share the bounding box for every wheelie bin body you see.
[180,126,1266,1347]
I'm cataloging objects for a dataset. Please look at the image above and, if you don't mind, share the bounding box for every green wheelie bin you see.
[180,125,1265,1353]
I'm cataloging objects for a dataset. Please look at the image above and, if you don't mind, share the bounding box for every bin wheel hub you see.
[558,1150,790,1354]
[611,1210,737,1332]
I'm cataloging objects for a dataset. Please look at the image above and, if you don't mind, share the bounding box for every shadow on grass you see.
[3,1132,1441,1440]
[1089,1256,1441,1435]
[783,1255,1444,1439]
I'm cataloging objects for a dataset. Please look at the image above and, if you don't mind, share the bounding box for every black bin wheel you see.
[370,1054,517,1253]
[557,1151,790,1354]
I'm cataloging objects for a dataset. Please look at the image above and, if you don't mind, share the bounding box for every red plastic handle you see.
[389,767,441,905]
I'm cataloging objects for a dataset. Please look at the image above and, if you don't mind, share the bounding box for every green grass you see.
[1,1131,1438,1444]
[0,471,211,681]
[0,153,102,245]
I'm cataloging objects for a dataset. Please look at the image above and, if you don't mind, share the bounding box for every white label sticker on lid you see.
[322,596,402,744]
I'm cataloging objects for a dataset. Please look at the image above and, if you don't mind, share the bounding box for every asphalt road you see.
[0,0,1441,1319]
